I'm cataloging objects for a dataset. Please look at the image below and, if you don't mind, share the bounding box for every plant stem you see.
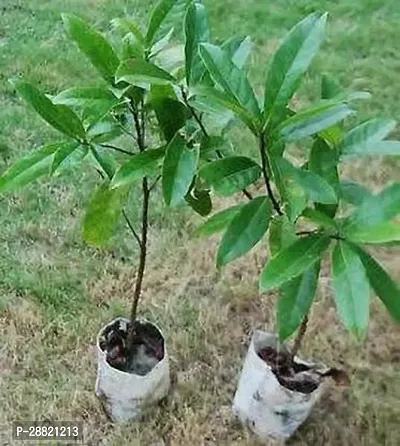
[291,315,308,358]
[259,133,283,215]
[122,210,142,248]
[126,101,150,358]
[181,88,253,201]
[98,143,135,156]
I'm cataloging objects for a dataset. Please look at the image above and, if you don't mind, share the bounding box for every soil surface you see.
[258,346,349,394]
[99,319,164,375]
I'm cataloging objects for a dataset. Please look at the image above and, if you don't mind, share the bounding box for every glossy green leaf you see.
[51,143,87,174]
[277,158,337,204]
[185,2,210,85]
[15,82,85,139]
[264,13,327,125]
[194,204,243,237]
[63,14,119,84]
[340,118,397,157]
[111,17,145,43]
[146,0,179,45]
[116,59,176,87]
[185,187,212,216]
[309,138,339,217]
[162,134,199,206]
[270,156,307,221]
[278,261,320,341]
[52,86,119,124]
[191,85,257,132]
[344,183,400,230]
[269,215,297,257]
[260,234,330,291]
[351,244,400,321]
[150,27,175,57]
[90,145,119,179]
[345,220,400,244]
[87,118,122,143]
[151,85,188,142]
[217,196,271,266]
[0,144,60,193]
[340,180,373,207]
[83,182,127,247]
[221,35,253,69]
[278,103,353,142]
[111,147,166,188]
[301,207,337,230]
[332,241,370,339]
[199,43,260,118]
[199,156,261,197]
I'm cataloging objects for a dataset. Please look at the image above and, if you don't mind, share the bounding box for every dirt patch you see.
[99,319,164,375]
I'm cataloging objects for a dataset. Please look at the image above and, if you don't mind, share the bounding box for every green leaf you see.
[344,183,400,230]
[221,35,253,69]
[332,241,370,339]
[260,234,330,291]
[162,134,199,206]
[0,144,60,193]
[321,74,342,99]
[301,207,338,230]
[345,220,400,244]
[14,82,85,139]
[111,147,166,188]
[191,85,257,132]
[150,27,175,57]
[309,138,339,217]
[269,215,297,257]
[83,182,127,247]
[217,196,271,266]
[51,142,87,174]
[351,244,400,321]
[52,86,119,124]
[199,156,261,197]
[278,261,320,341]
[111,17,145,43]
[270,155,307,221]
[146,0,179,45]
[194,204,243,237]
[340,180,373,207]
[151,85,188,142]
[91,145,119,179]
[116,59,176,87]
[278,103,353,142]
[199,43,260,118]
[185,187,212,216]
[63,14,119,84]
[185,2,210,85]
[277,158,338,204]
[340,118,397,157]
[264,13,327,125]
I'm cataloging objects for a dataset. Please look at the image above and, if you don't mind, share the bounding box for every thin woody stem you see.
[291,316,308,358]
[259,133,283,215]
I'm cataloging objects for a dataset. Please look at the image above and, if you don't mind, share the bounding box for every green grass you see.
[0,1,399,445]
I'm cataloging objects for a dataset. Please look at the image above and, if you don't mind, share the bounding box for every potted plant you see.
[0,0,212,422]
[180,7,400,442]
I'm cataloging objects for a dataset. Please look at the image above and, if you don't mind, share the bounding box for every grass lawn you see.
[0,0,399,444]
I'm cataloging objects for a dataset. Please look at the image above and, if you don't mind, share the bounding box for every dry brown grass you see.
[1,223,399,445]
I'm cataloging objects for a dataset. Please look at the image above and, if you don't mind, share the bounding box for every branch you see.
[149,174,161,192]
[181,87,253,201]
[291,316,308,358]
[259,134,283,215]
[122,210,142,248]
[99,143,135,156]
